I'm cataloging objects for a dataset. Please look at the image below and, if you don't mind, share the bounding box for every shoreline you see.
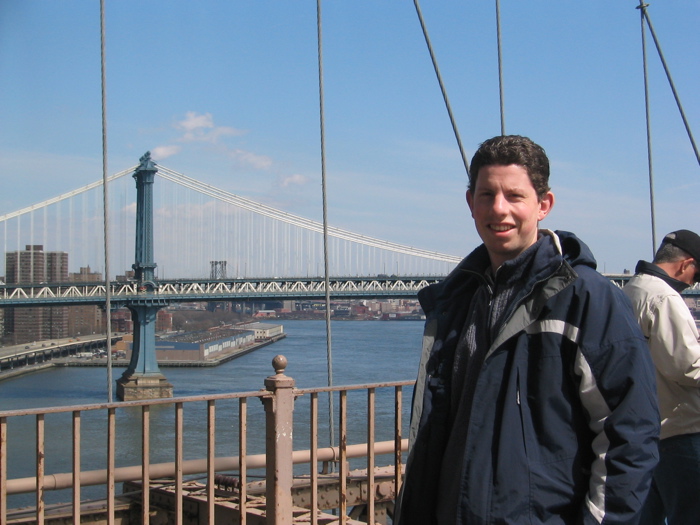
[0,334,286,382]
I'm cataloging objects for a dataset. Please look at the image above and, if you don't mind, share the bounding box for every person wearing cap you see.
[623,229,700,525]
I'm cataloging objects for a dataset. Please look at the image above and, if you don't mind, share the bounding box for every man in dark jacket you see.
[395,135,659,524]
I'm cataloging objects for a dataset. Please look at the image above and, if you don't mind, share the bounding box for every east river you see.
[0,320,424,509]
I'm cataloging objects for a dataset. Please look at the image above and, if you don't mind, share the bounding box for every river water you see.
[0,320,424,510]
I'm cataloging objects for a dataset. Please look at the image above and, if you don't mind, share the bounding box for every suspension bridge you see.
[1,154,464,399]
[0,158,461,296]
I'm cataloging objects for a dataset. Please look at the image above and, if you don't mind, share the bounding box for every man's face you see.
[467,164,554,270]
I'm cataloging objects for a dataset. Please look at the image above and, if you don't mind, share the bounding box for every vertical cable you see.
[100,0,114,402]
[637,1,657,255]
[495,0,506,135]
[316,0,335,452]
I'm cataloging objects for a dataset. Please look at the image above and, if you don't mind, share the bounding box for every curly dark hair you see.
[469,135,551,198]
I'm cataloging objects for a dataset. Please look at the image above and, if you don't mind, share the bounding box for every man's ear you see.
[538,191,555,221]
[466,190,474,216]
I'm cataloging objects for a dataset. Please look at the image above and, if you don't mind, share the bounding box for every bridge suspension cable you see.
[0,168,135,224]
[156,166,461,264]
[637,2,700,255]
[99,0,114,403]
[638,4,700,169]
[0,164,461,280]
[413,0,470,177]
[315,0,335,453]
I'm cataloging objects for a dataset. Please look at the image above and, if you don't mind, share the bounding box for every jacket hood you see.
[550,230,597,271]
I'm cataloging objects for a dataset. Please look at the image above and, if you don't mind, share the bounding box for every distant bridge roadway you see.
[0,276,448,307]
[2,274,696,308]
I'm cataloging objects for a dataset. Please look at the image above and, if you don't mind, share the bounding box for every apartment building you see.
[4,245,69,344]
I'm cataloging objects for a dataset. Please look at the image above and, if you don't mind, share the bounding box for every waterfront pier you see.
[0,335,121,382]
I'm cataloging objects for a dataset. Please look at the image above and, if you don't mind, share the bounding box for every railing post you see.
[263,355,295,524]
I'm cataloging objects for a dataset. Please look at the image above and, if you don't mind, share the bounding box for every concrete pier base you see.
[116,373,173,401]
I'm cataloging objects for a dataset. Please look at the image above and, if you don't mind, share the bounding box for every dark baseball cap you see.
[662,230,700,261]
[662,230,700,282]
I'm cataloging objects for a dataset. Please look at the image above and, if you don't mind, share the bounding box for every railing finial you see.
[272,355,287,375]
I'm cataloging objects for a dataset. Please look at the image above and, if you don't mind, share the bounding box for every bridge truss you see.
[0,276,445,306]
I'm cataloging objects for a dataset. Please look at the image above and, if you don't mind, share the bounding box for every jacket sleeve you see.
[647,292,700,387]
[574,282,660,524]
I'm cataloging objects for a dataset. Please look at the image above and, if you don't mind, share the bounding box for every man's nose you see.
[492,193,507,214]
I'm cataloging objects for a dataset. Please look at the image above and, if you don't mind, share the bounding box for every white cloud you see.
[151,145,181,160]
[178,112,214,132]
[229,148,273,170]
[166,112,272,171]
[280,173,309,187]
[175,111,244,143]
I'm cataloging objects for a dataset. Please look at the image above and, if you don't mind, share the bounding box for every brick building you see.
[68,266,105,337]
[3,245,69,344]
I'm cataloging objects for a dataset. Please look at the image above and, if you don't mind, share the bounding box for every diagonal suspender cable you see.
[100,0,113,403]
[637,1,657,254]
[639,5,700,168]
[495,0,506,136]
[316,0,335,452]
[413,0,470,176]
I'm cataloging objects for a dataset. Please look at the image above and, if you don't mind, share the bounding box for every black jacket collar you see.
[634,260,690,293]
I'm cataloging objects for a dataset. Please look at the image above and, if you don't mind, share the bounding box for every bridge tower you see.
[210,260,227,279]
[116,152,173,401]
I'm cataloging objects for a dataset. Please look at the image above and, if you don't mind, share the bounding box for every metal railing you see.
[0,354,412,524]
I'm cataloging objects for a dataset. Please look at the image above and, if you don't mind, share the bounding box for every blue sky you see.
[1,1,698,274]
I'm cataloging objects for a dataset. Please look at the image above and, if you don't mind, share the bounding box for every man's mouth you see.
[490,224,514,232]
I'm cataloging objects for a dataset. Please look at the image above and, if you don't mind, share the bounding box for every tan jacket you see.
[624,272,700,440]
